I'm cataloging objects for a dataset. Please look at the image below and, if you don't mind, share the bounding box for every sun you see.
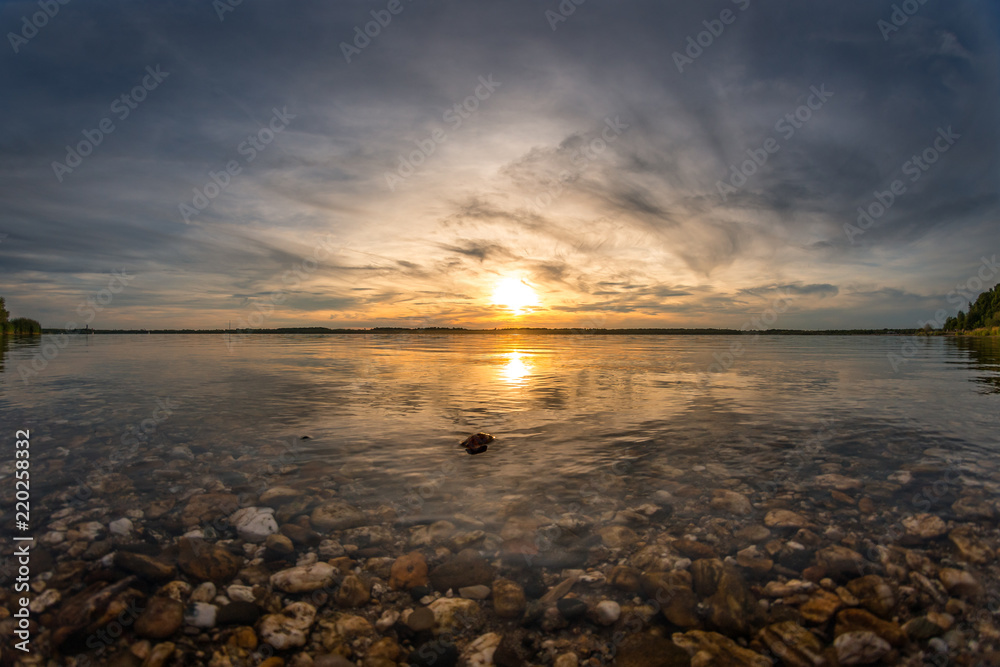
[492,277,539,315]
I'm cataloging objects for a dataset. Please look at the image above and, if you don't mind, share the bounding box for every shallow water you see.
[3,333,998,527]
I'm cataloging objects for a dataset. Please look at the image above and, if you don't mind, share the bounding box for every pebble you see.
[389,551,429,590]
[264,532,295,556]
[177,537,242,582]
[183,601,218,628]
[764,509,809,529]
[902,513,948,540]
[407,606,436,632]
[491,579,527,618]
[310,499,366,531]
[553,653,579,667]
[144,642,176,667]
[429,549,495,591]
[939,568,981,598]
[462,632,502,667]
[189,581,216,603]
[759,621,825,667]
[230,507,279,543]
[114,551,176,581]
[258,602,317,650]
[109,518,133,536]
[594,599,621,625]
[259,485,303,506]
[459,584,492,600]
[136,597,184,639]
[28,588,61,613]
[334,574,370,608]
[834,631,891,665]
[428,597,483,635]
[271,562,336,593]
[708,489,753,515]
[376,608,400,632]
[597,524,638,549]
[225,584,255,603]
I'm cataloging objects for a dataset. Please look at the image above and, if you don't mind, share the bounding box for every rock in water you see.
[335,574,370,608]
[709,490,753,515]
[429,549,495,591]
[183,602,218,629]
[177,538,242,583]
[135,597,184,639]
[113,551,176,581]
[834,631,890,665]
[461,432,494,455]
[259,602,317,650]
[310,500,367,531]
[52,577,141,648]
[594,600,621,626]
[672,630,771,667]
[271,562,337,593]
[614,633,691,667]
[428,597,483,635]
[389,551,429,590]
[758,622,825,666]
[492,579,527,618]
[230,507,278,543]
[902,513,948,541]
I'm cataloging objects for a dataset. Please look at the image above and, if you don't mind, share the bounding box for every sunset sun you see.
[491,277,540,315]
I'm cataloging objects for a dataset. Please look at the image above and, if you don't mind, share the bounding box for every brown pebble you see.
[407,607,435,632]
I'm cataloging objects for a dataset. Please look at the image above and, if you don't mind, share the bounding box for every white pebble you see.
[594,600,621,625]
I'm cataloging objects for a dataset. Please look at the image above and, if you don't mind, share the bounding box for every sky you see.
[1,0,998,330]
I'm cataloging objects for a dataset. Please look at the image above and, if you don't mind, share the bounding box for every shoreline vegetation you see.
[0,296,41,335]
[943,283,999,336]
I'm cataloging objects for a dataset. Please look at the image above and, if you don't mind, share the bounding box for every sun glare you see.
[501,351,531,382]
[491,277,540,315]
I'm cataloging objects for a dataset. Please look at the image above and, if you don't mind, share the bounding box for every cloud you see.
[0,0,997,328]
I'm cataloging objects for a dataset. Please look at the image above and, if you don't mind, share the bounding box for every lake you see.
[2,333,999,664]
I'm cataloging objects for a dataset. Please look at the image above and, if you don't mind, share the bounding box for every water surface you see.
[3,333,998,526]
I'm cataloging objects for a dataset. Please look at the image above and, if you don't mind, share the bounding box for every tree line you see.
[944,283,1000,333]
[0,296,41,335]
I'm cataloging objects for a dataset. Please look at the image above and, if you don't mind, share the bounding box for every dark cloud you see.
[0,0,997,328]
[742,284,840,298]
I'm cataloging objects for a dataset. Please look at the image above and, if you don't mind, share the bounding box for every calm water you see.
[2,334,999,525]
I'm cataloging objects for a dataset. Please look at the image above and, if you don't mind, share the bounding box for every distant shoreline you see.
[36,326,955,336]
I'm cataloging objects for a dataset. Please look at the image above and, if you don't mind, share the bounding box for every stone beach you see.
[2,428,999,667]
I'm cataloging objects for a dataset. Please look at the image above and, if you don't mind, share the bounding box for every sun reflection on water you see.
[500,351,532,383]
